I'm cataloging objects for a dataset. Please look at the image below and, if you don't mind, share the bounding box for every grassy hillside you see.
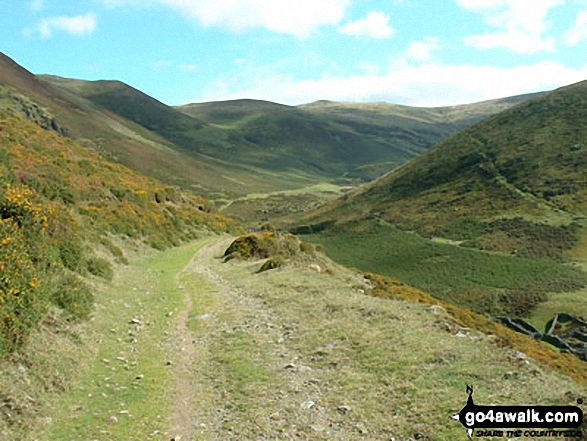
[295,80,587,318]
[0,100,234,355]
[302,221,587,316]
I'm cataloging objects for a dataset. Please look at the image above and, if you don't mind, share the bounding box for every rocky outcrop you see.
[494,314,587,361]
[0,86,68,136]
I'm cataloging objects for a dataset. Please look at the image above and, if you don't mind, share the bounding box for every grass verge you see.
[35,239,209,440]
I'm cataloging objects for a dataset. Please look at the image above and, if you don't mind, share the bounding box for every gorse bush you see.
[0,183,88,352]
[0,113,235,354]
[0,216,44,353]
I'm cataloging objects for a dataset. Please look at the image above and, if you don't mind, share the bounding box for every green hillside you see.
[300,80,587,239]
[0,93,234,354]
[295,80,587,318]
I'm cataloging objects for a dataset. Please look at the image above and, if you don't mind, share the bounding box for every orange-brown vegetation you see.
[364,272,587,386]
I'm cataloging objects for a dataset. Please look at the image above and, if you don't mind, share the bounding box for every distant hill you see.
[1,53,547,200]
[0,54,316,198]
[41,66,540,187]
[301,80,587,240]
[177,95,543,182]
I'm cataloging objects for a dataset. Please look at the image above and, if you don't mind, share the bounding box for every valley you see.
[1,51,587,440]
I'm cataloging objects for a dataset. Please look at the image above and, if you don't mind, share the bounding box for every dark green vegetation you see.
[304,222,587,316]
[297,80,587,319]
[0,92,233,355]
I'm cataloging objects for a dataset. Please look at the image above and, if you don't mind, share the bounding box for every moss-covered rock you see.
[224,231,324,273]
[223,231,301,262]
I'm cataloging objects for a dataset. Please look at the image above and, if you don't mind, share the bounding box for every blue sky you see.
[3,0,587,106]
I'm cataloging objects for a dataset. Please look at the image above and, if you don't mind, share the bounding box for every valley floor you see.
[25,236,587,440]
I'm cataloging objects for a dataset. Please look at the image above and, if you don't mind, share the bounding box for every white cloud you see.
[403,37,440,62]
[457,0,564,53]
[339,11,395,39]
[35,13,97,38]
[195,60,587,107]
[565,10,587,45]
[155,0,350,38]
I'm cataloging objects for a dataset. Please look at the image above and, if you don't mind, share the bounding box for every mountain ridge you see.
[42,69,543,186]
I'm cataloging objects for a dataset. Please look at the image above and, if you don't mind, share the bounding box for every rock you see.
[428,305,446,314]
[109,416,118,423]
[309,264,322,273]
[355,422,368,434]
[337,405,352,414]
[309,424,327,432]
[300,400,315,410]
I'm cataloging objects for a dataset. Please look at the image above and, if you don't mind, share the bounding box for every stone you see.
[300,400,315,410]
[337,405,352,414]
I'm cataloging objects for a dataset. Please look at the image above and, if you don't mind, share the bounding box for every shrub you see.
[48,273,93,320]
[223,231,301,262]
[85,256,113,281]
[257,256,285,273]
[0,219,46,353]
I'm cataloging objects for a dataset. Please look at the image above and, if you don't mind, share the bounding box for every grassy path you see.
[34,235,587,440]
[39,238,215,441]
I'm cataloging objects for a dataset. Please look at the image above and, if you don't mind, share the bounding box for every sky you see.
[3,0,587,107]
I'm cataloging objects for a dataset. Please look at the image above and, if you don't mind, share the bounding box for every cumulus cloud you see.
[457,0,564,53]
[156,0,350,38]
[339,11,395,39]
[402,37,440,62]
[195,60,587,106]
[33,13,97,38]
[565,10,587,46]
